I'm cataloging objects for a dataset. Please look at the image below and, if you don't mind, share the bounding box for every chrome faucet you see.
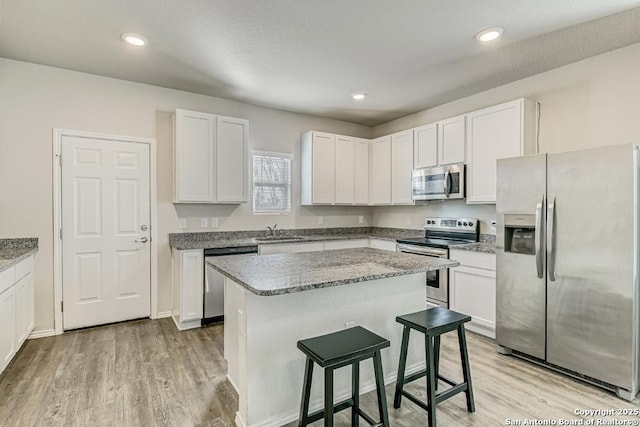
[266,224,278,236]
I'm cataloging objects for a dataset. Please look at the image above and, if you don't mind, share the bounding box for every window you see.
[253,151,292,213]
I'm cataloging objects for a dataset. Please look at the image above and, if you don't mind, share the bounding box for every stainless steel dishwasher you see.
[203,245,258,325]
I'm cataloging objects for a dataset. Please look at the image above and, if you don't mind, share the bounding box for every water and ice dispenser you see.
[504,214,536,255]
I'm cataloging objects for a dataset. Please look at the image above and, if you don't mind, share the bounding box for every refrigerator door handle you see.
[547,194,556,281]
[443,169,450,197]
[535,193,545,278]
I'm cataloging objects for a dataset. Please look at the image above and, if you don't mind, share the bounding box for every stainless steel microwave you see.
[411,163,465,201]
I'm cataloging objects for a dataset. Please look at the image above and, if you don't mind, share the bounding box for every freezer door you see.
[546,144,639,392]
[496,153,547,359]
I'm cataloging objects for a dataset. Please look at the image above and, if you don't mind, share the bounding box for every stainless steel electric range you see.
[396,217,479,308]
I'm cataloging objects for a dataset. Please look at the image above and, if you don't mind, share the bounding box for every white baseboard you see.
[236,361,426,427]
[171,315,201,331]
[227,374,240,394]
[28,329,57,339]
[155,310,172,319]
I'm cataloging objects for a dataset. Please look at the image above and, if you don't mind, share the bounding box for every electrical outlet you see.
[210,217,219,228]
[490,219,497,231]
[318,216,324,225]
[345,320,356,329]
[358,216,364,224]
[179,218,187,229]
[200,218,208,228]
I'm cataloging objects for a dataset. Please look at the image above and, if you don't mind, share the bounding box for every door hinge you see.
[59,228,63,240]
[61,301,64,312]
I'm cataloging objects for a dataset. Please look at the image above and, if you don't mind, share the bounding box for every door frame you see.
[52,128,158,335]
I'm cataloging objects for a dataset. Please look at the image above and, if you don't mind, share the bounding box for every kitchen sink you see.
[255,236,305,241]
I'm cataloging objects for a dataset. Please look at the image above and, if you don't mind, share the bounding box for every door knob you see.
[135,237,149,243]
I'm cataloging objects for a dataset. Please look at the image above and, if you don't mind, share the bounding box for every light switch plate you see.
[200,218,208,228]
[318,216,324,225]
[179,218,187,229]
[358,216,364,224]
[210,217,219,228]
[490,219,497,230]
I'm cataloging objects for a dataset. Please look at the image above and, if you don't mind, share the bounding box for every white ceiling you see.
[1,0,640,126]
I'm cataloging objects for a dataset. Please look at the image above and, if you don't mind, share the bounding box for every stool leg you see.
[434,335,441,391]
[425,334,437,427]
[373,351,390,427]
[324,367,334,427]
[458,324,475,413]
[352,361,360,427]
[393,326,410,409]
[298,357,314,427]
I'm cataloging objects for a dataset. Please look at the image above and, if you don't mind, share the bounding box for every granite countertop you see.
[169,227,423,250]
[0,238,39,273]
[206,247,459,296]
[453,242,496,254]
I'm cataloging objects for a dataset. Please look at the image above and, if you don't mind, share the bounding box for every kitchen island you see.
[206,247,458,427]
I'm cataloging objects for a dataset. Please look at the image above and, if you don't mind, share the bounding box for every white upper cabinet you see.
[438,114,466,165]
[301,131,336,205]
[391,130,414,205]
[216,116,249,203]
[174,109,216,202]
[413,123,438,169]
[369,135,392,205]
[334,135,355,204]
[174,109,248,204]
[354,138,370,205]
[466,98,536,204]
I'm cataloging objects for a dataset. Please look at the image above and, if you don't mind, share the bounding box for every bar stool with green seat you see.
[393,307,475,426]
[297,326,391,427]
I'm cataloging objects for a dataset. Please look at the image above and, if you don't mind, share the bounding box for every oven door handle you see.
[443,170,451,197]
[396,244,447,257]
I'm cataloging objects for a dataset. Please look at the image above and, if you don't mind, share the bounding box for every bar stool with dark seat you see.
[393,307,475,426]
[297,326,391,427]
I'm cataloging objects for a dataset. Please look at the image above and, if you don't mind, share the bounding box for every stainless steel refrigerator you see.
[496,144,640,400]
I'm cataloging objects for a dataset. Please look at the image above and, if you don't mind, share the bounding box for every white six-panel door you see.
[61,135,151,330]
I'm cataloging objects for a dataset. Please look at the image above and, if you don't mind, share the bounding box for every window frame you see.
[252,150,293,215]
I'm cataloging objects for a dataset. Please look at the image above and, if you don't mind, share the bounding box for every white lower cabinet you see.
[171,249,204,330]
[324,239,369,250]
[258,242,325,255]
[449,249,496,338]
[368,238,397,252]
[0,254,35,375]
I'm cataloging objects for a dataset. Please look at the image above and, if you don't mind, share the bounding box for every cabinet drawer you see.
[14,256,33,281]
[449,249,495,270]
[0,266,15,294]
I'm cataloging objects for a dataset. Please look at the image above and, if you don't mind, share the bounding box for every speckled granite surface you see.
[452,242,496,254]
[0,238,38,273]
[206,247,459,296]
[169,227,423,250]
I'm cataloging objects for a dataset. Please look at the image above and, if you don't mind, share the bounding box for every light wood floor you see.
[1,318,639,426]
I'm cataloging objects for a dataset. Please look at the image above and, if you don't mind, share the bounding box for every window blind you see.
[253,153,291,213]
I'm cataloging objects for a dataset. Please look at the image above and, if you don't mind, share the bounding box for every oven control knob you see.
[468,221,474,227]
[457,221,462,226]
[463,222,468,226]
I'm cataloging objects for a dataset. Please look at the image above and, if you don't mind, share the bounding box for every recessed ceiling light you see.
[351,93,367,101]
[475,28,503,42]
[121,33,147,46]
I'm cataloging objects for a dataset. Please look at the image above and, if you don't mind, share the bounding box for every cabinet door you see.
[15,274,34,348]
[354,139,370,205]
[334,136,355,204]
[180,250,203,322]
[369,136,391,205]
[312,132,335,204]
[368,239,397,252]
[174,109,216,202]
[0,286,16,373]
[414,123,438,169]
[466,100,523,204]
[391,130,414,205]
[438,115,466,165]
[324,240,369,250]
[450,265,496,338]
[216,116,248,203]
[258,242,325,255]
